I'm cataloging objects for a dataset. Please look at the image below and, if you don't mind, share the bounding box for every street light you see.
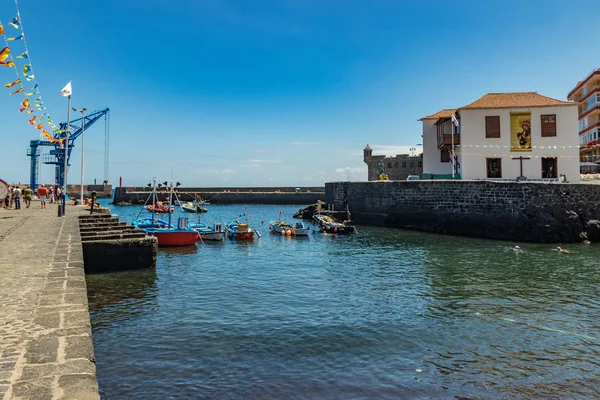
[72,107,87,204]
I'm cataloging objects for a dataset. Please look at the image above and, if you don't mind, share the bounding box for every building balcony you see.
[573,84,600,102]
[437,133,460,149]
[579,103,600,118]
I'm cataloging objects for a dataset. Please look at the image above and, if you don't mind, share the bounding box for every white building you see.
[421,92,580,183]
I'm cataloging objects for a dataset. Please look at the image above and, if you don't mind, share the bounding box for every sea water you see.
[87,202,600,399]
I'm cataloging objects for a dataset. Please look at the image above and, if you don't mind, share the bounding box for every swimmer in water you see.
[555,246,572,254]
[511,245,523,253]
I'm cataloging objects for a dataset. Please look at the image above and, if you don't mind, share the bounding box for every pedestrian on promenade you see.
[4,191,9,209]
[13,186,21,210]
[38,184,48,209]
[49,186,55,204]
[8,186,13,208]
[23,186,33,209]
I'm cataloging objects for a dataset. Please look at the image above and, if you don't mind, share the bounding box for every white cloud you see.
[335,166,366,173]
[246,159,281,164]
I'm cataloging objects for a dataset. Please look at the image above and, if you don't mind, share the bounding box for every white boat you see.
[269,221,310,236]
[189,222,225,241]
[181,201,208,213]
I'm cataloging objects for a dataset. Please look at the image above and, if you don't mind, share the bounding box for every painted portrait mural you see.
[511,113,532,152]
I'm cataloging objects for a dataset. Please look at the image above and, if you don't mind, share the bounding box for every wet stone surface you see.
[0,206,99,400]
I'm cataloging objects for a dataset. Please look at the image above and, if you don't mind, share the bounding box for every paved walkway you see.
[0,205,99,400]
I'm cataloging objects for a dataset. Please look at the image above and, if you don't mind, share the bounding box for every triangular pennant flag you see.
[9,87,24,95]
[5,78,20,88]
[26,74,34,81]
[60,81,72,97]
[16,52,28,59]
[23,64,30,75]
[28,115,36,124]
[9,17,20,29]
[0,61,15,67]
[0,47,10,63]
[32,84,38,90]
[7,35,23,41]
[19,97,30,112]
[25,109,34,114]
[35,123,43,130]
[0,24,4,36]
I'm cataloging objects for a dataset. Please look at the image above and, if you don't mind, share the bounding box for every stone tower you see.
[363,144,372,163]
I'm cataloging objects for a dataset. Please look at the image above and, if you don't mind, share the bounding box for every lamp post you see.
[72,107,87,204]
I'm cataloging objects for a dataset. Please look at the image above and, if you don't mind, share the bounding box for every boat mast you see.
[151,178,157,227]
[167,180,173,229]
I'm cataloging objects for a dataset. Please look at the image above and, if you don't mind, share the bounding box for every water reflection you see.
[87,268,158,331]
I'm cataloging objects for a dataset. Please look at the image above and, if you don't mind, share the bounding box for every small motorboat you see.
[181,201,208,213]
[269,221,310,236]
[313,214,356,234]
[146,201,174,213]
[189,222,225,241]
[225,220,256,240]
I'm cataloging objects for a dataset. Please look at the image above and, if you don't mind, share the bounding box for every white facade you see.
[459,106,580,183]
[422,119,454,176]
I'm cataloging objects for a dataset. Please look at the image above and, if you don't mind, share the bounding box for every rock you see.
[293,201,325,219]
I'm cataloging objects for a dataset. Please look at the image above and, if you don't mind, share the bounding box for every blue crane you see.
[28,108,110,189]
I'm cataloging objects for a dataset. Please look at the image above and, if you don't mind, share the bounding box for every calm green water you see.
[87,202,600,399]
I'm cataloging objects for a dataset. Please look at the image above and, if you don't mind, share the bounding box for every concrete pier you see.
[0,207,99,399]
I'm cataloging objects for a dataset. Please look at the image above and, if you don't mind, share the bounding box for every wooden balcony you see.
[437,133,460,149]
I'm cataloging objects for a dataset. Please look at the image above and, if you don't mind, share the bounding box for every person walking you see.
[13,186,22,210]
[49,186,55,204]
[23,186,33,209]
[8,186,13,208]
[38,185,48,209]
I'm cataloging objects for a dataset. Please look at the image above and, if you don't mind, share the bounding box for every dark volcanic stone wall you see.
[325,180,600,243]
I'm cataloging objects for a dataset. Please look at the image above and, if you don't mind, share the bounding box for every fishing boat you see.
[134,179,199,246]
[189,222,225,241]
[225,220,256,240]
[313,213,356,234]
[269,219,310,236]
[181,201,208,213]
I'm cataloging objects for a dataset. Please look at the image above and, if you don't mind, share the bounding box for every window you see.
[441,150,450,163]
[486,158,502,178]
[542,157,557,178]
[485,116,500,138]
[541,114,556,137]
[402,162,406,167]
[418,161,422,167]
[394,162,398,168]
[387,162,392,168]
[410,162,414,168]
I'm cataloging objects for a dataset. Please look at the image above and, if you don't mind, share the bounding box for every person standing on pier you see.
[23,186,32,209]
[13,186,21,210]
[38,185,48,209]
[49,186,55,204]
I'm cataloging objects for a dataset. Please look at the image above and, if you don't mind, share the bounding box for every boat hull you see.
[227,230,255,240]
[150,230,199,246]
[270,224,310,236]
[199,232,225,241]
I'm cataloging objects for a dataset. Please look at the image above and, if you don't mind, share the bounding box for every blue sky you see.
[0,0,597,187]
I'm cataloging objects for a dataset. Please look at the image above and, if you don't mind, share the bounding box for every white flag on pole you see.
[60,81,72,97]
[451,113,459,128]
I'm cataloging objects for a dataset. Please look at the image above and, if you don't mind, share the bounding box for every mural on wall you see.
[511,113,532,152]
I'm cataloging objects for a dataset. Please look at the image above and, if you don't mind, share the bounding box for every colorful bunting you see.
[23,64,30,75]
[26,74,34,81]
[0,24,4,36]
[9,17,20,29]
[9,87,24,95]
[35,123,43,130]
[4,78,20,88]
[19,98,30,112]
[0,47,10,63]
[25,109,34,114]
[28,115,36,124]
[16,52,27,59]
[0,61,15,67]
[7,35,23,41]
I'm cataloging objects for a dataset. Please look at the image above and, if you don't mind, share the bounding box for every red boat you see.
[151,230,199,246]
[146,202,174,213]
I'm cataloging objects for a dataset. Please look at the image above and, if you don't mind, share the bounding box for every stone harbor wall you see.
[325,180,600,243]
[363,154,423,181]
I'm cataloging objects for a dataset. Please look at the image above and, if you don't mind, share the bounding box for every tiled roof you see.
[419,109,456,121]
[459,92,575,110]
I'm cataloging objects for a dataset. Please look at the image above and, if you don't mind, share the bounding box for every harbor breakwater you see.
[113,186,324,205]
[326,180,600,243]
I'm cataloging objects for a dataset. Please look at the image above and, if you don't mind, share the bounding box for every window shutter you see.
[485,116,500,138]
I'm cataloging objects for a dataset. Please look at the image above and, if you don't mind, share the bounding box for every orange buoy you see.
[286,230,292,236]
